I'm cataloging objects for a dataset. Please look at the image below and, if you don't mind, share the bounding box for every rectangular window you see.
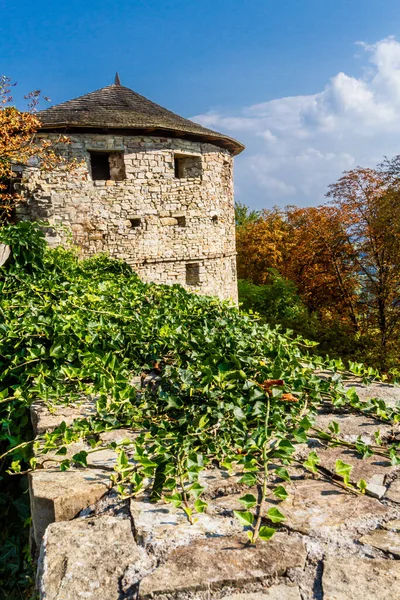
[90,152,111,180]
[129,218,142,228]
[186,263,200,286]
[174,155,202,179]
[89,151,126,181]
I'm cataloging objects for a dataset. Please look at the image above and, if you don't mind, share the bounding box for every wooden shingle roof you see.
[38,79,244,155]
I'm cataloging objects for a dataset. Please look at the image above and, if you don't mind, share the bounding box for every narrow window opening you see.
[176,216,186,227]
[129,218,142,228]
[174,155,202,179]
[89,151,126,181]
[186,263,200,286]
[211,215,218,225]
[90,152,111,180]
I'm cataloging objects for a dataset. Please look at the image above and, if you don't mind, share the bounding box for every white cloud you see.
[192,37,400,209]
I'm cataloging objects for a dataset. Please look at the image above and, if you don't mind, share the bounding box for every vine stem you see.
[252,397,270,544]
[178,456,194,524]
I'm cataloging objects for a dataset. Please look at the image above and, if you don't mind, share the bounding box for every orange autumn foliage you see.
[236,207,291,284]
[0,76,73,224]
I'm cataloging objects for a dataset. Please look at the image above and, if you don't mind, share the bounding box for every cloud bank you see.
[192,37,400,209]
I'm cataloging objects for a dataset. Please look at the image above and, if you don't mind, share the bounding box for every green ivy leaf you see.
[233,510,254,527]
[304,450,320,474]
[238,494,257,509]
[239,472,257,486]
[258,526,276,541]
[266,507,285,523]
[335,459,353,485]
[194,499,208,513]
[357,479,367,493]
[273,485,289,500]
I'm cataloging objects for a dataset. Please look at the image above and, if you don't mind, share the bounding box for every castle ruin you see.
[18,75,244,301]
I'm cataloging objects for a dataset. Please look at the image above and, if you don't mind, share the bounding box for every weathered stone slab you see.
[386,478,400,503]
[220,586,301,600]
[130,496,243,558]
[305,444,398,495]
[199,467,246,499]
[383,519,400,532]
[29,468,110,545]
[360,528,400,557]
[30,398,96,435]
[213,479,390,537]
[37,516,154,600]
[322,557,400,600]
[313,413,394,444]
[279,480,390,535]
[344,381,400,408]
[0,243,11,266]
[35,440,121,471]
[99,427,140,444]
[139,533,306,598]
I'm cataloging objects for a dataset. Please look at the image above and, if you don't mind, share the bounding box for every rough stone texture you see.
[386,477,400,503]
[220,588,301,600]
[139,534,306,598]
[360,528,400,557]
[322,557,400,600]
[29,468,110,546]
[0,243,11,266]
[30,398,96,435]
[31,379,400,598]
[18,134,238,301]
[37,516,154,600]
[344,381,400,408]
[130,496,243,558]
[304,443,398,494]
[213,478,390,538]
[313,412,395,444]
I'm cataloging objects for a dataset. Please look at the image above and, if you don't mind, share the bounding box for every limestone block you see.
[29,468,111,546]
[130,497,243,558]
[139,533,306,597]
[322,557,400,600]
[386,478,400,503]
[220,587,302,600]
[30,398,97,435]
[303,443,398,493]
[360,528,400,557]
[213,479,391,537]
[313,413,394,444]
[37,516,154,600]
[344,381,400,408]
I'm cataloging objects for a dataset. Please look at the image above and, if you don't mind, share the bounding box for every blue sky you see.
[3,0,400,208]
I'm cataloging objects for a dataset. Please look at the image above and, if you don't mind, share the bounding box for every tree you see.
[236,207,291,284]
[0,76,70,225]
[327,163,400,368]
[234,201,261,228]
[284,205,359,327]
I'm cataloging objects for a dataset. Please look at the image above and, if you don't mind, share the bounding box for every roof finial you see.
[114,72,121,86]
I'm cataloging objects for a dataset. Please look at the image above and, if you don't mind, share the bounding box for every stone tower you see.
[18,76,244,301]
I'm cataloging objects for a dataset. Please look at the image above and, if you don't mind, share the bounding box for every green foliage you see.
[234,201,261,228]
[0,222,399,595]
[238,271,306,323]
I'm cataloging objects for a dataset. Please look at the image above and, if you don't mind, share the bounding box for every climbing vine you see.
[1,222,399,598]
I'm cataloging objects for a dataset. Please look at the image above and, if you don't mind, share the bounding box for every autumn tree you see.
[284,205,359,327]
[0,76,70,225]
[327,162,400,368]
[236,207,291,284]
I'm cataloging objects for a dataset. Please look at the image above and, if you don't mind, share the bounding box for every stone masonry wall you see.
[17,134,238,301]
[30,378,400,599]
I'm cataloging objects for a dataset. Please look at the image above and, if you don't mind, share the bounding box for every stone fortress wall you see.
[18,133,238,301]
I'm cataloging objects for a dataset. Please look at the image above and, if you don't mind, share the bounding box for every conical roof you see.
[38,79,244,155]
